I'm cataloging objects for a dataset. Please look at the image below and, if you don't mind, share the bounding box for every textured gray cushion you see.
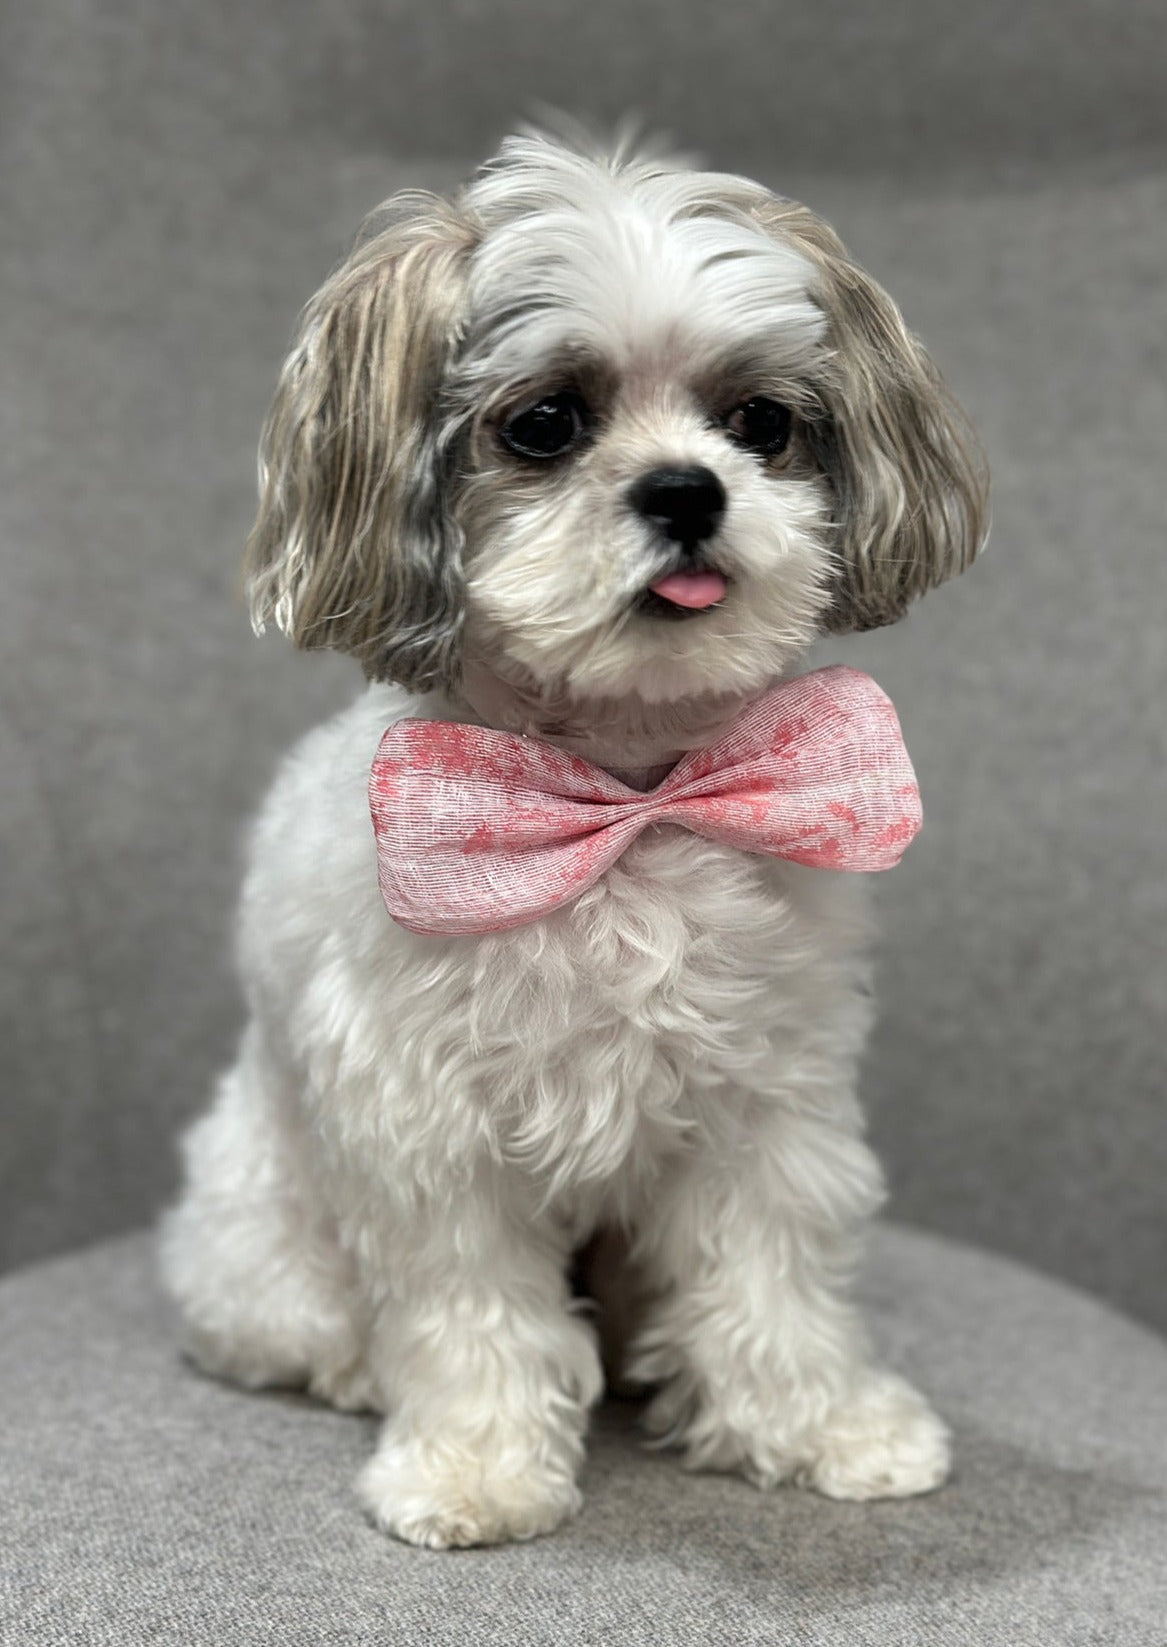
[3,1225,1164,1645]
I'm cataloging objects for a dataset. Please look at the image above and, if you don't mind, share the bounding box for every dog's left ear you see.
[244,195,478,690]
[754,200,989,633]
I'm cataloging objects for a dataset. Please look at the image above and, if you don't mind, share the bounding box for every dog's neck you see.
[450,659,763,791]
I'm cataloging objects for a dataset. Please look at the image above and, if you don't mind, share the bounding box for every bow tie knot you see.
[369,666,921,936]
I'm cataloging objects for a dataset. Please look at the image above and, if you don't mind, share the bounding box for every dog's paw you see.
[795,1369,951,1500]
[357,1432,582,1549]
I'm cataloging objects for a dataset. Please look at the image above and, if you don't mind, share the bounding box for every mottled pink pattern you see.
[368,666,922,935]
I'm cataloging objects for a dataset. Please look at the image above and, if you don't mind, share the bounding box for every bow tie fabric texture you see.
[369,666,922,936]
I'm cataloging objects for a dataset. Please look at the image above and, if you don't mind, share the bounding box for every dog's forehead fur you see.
[459,138,826,393]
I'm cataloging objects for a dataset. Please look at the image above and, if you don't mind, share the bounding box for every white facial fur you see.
[449,141,836,706]
[244,134,985,712]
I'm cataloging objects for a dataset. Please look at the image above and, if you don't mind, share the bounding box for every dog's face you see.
[246,133,987,707]
[452,152,835,704]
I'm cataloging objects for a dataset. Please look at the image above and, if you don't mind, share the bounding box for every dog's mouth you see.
[634,561,729,621]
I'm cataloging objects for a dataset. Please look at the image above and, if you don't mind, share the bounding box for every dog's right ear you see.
[244,195,478,692]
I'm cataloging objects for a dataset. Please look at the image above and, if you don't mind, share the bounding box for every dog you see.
[160,127,988,1549]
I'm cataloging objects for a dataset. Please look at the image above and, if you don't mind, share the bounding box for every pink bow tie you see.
[369,665,921,936]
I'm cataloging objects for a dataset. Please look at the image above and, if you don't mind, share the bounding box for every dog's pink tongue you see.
[648,570,727,608]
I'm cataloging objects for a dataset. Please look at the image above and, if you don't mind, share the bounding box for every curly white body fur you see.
[161,128,984,1547]
[162,683,949,1547]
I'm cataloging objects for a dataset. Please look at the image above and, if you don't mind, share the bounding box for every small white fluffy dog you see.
[161,129,988,1549]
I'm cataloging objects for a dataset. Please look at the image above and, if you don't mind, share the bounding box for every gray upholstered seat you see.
[3,1225,1165,1645]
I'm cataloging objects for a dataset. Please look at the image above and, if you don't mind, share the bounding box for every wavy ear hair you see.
[244,195,478,690]
[753,200,989,632]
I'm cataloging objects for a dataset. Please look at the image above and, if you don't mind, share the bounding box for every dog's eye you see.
[499,392,588,460]
[722,397,792,458]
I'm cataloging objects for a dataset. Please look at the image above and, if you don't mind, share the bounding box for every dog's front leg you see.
[625,1102,951,1500]
[351,1161,603,1549]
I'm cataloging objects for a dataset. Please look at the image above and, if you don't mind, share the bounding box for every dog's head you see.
[246,130,987,706]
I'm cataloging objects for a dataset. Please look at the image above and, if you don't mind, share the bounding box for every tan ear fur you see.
[245,195,479,689]
[753,200,989,632]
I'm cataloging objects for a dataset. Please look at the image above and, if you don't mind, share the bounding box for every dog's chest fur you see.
[470,832,871,1199]
[250,689,872,1215]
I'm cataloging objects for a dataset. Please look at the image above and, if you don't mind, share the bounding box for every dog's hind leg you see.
[159,1024,376,1412]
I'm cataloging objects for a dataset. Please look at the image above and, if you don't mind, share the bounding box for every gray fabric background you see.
[1,0,1164,1332]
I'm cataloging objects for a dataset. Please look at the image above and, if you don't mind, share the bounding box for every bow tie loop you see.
[369,666,922,936]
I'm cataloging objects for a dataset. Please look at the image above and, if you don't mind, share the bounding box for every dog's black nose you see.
[629,466,726,545]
